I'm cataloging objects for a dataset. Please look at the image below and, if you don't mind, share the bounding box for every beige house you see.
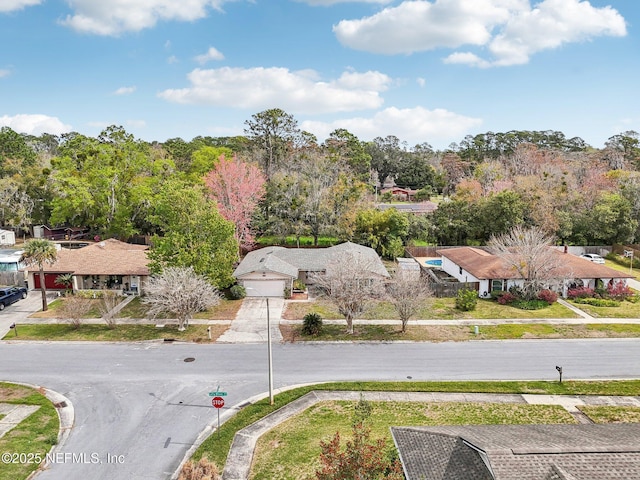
[25,239,150,294]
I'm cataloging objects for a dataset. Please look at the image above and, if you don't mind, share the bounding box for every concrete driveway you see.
[0,288,55,338]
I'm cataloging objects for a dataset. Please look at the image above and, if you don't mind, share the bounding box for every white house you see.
[438,247,633,297]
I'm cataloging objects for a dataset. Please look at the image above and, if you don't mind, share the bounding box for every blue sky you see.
[0,0,638,150]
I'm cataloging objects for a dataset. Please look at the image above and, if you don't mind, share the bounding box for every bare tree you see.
[143,267,221,331]
[312,252,386,334]
[488,225,563,299]
[61,296,94,329]
[386,274,432,333]
[99,291,122,328]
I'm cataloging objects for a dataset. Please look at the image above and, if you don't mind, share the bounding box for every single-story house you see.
[438,247,633,297]
[25,238,149,294]
[233,242,390,297]
[32,225,90,241]
[391,423,640,480]
[380,187,418,201]
[0,229,15,246]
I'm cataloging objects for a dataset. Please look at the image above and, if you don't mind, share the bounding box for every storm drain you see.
[53,401,67,408]
[183,357,195,363]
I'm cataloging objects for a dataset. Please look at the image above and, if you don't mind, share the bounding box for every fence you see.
[0,272,25,287]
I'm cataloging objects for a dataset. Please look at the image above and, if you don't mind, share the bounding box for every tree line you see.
[2,109,640,279]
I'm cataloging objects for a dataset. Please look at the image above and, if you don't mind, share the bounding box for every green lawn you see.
[578,405,640,423]
[117,297,242,320]
[0,383,60,480]
[251,400,575,480]
[283,297,579,321]
[1,324,228,342]
[191,380,640,473]
[256,235,339,247]
[283,323,640,342]
[568,299,640,318]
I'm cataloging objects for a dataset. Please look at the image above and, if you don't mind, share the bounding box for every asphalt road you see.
[1,339,639,479]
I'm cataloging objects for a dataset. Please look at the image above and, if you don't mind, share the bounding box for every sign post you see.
[211,394,225,437]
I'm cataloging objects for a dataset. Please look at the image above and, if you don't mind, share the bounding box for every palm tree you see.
[20,239,58,311]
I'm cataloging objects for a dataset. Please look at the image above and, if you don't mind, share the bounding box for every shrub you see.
[455,288,478,311]
[302,312,323,336]
[497,292,516,305]
[293,279,307,292]
[511,299,549,310]
[567,286,595,299]
[537,289,558,305]
[607,281,633,301]
[229,285,246,300]
[574,297,620,307]
[178,455,221,480]
[413,187,433,202]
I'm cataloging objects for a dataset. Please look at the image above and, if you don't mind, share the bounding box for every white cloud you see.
[301,106,482,146]
[416,77,426,87]
[334,0,626,66]
[126,119,147,128]
[194,46,225,64]
[0,0,41,13]
[167,55,179,64]
[159,67,391,114]
[0,69,10,78]
[113,86,136,95]
[296,0,391,5]
[59,0,230,36]
[0,114,72,135]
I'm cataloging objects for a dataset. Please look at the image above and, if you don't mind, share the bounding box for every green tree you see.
[324,128,371,181]
[50,127,175,238]
[366,135,405,187]
[147,182,238,288]
[573,193,637,245]
[19,239,58,311]
[354,208,409,259]
[395,151,436,190]
[244,108,301,180]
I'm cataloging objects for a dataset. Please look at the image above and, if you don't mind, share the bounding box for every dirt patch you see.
[0,385,29,401]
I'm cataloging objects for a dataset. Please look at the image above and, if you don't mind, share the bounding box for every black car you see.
[0,286,28,310]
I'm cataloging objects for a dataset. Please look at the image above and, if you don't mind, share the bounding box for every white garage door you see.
[243,280,285,297]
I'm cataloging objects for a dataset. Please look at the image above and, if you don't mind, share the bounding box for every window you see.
[491,279,504,291]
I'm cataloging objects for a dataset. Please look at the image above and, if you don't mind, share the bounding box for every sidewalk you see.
[221,389,640,480]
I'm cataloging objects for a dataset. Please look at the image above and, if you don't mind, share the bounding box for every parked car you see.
[0,286,27,310]
[580,253,606,264]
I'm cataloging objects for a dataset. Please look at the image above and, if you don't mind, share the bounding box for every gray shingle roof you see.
[233,242,389,279]
[392,424,640,480]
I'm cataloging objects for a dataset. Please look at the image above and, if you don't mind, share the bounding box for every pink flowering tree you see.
[205,155,266,253]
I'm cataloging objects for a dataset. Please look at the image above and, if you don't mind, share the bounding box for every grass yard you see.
[1,324,228,342]
[568,299,640,318]
[578,405,640,423]
[117,297,242,320]
[250,400,575,480]
[191,379,640,472]
[0,383,60,480]
[283,297,579,321]
[29,298,102,319]
[282,323,640,342]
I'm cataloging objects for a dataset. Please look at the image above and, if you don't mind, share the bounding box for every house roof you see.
[378,202,438,214]
[233,242,390,279]
[438,247,633,280]
[392,424,640,480]
[26,238,150,276]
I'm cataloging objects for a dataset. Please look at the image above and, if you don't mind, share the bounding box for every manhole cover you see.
[184,357,195,363]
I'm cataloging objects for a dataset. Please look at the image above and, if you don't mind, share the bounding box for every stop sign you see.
[211,396,224,409]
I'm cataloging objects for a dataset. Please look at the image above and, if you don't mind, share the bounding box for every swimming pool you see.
[424,259,442,267]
